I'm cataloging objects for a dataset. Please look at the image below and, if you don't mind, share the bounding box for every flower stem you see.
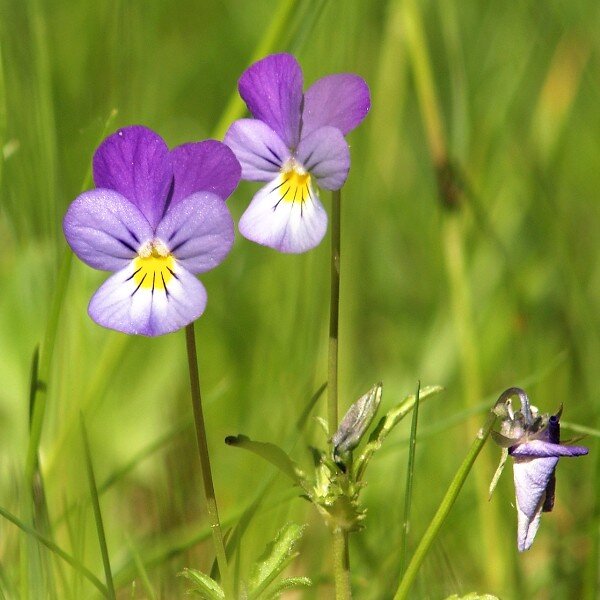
[184,324,231,596]
[392,408,498,600]
[332,527,352,600]
[328,188,341,434]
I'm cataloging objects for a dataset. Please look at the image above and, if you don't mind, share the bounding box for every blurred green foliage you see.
[1,0,599,597]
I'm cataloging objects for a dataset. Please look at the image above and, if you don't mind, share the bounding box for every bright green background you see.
[1,0,599,598]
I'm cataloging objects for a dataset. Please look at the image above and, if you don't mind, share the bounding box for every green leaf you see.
[264,576,312,599]
[248,523,306,599]
[179,568,224,600]
[225,435,309,491]
[354,385,444,481]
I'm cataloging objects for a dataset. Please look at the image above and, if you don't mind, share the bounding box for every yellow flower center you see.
[132,240,175,292]
[278,160,312,205]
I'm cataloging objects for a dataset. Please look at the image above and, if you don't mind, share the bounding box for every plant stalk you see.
[328,189,341,434]
[332,527,352,600]
[185,324,231,597]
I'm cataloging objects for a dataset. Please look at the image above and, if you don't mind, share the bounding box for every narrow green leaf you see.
[224,435,309,491]
[399,382,420,577]
[0,504,108,596]
[264,576,312,599]
[179,568,224,600]
[80,416,116,599]
[354,385,443,481]
[125,535,156,600]
[248,523,306,600]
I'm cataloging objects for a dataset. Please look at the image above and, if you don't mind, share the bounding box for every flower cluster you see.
[64,55,369,336]
[492,388,588,551]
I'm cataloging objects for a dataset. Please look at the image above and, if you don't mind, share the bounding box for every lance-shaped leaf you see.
[225,435,309,492]
[353,385,444,481]
[248,523,310,599]
[332,382,382,460]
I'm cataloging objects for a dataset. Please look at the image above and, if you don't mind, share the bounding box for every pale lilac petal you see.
[517,502,543,552]
[155,192,234,274]
[238,174,327,253]
[93,126,172,230]
[88,260,206,336]
[302,73,370,138]
[296,126,350,190]
[224,119,289,181]
[63,189,153,271]
[510,440,589,458]
[170,140,241,205]
[513,456,559,523]
[238,53,303,148]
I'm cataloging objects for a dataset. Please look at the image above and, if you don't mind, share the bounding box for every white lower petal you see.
[88,259,207,336]
[238,173,327,253]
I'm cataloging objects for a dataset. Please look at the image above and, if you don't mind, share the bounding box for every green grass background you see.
[1,0,599,597]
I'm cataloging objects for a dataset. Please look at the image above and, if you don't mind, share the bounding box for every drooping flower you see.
[224,53,370,253]
[492,388,588,551]
[63,125,241,336]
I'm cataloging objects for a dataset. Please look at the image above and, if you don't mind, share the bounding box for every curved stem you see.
[393,408,497,600]
[185,324,231,597]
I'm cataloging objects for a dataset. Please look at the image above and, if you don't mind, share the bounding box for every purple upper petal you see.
[93,126,172,230]
[224,119,290,181]
[238,53,303,149]
[170,140,241,206]
[510,440,589,458]
[296,126,350,190]
[302,73,370,138]
[156,192,235,274]
[63,189,153,271]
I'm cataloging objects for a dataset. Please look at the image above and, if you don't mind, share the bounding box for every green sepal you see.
[225,435,309,491]
[248,523,308,599]
[178,568,224,599]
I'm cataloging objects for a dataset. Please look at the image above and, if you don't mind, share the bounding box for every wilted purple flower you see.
[63,125,241,336]
[492,388,588,552]
[224,53,370,253]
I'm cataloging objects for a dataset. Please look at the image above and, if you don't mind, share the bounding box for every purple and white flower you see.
[224,53,370,253]
[63,125,241,336]
[492,388,588,551]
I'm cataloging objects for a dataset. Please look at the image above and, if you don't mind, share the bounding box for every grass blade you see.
[80,415,116,599]
[0,504,108,597]
[399,382,420,577]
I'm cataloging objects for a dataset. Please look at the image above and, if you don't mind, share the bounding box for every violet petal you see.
[238,53,303,149]
[224,119,290,181]
[88,260,207,336]
[93,125,172,230]
[238,175,328,253]
[63,189,153,271]
[155,192,235,274]
[296,126,350,190]
[510,440,589,458]
[170,140,241,206]
[302,73,370,138]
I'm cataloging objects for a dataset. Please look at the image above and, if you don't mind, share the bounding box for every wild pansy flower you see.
[63,125,241,336]
[492,388,588,551]
[224,53,370,253]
